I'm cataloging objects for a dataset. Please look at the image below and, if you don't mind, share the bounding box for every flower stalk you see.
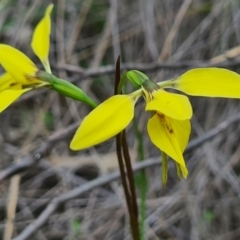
[115,56,140,240]
[133,117,147,240]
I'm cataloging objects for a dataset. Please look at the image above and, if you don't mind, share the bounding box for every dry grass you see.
[1,0,240,239]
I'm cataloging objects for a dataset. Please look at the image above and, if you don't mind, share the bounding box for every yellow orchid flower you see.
[70,67,240,182]
[70,80,192,179]
[0,4,53,113]
[142,86,191,178]
[0,4,96,111]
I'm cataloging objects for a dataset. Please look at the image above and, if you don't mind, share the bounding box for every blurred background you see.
[1,0,240,239]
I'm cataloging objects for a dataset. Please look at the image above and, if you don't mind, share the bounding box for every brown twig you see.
[2,113,240,240]
[0,121,80,182]
[121,130,139,223]
[14,110,240,240]
[159,0,192,61]
[12,157,160,240]
[114,56,140,240]
[54,58,240,76]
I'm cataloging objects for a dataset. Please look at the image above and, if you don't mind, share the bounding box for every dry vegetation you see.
[1,0,240,239]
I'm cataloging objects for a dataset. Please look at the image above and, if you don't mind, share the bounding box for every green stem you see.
[161,152,168,187]
[133,117,147,240]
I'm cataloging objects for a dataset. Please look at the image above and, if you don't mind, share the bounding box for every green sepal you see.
[37,71,97,108]
[117,70,150,93]
[127,70,149,87]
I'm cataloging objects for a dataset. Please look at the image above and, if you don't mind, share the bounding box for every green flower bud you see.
[36,71,97,108]
[126,70,149,87]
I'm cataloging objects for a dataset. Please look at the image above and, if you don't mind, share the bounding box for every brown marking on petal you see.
[169,128,174,134]
[147,91,155,101]
[158,113,165,119]
[143,89,154,102]
[24,73,37,82]
[151,89,164,103]
[144,88,160,102]
[165,123,174,134]
[10,82,17,87]
[159,113,174,134]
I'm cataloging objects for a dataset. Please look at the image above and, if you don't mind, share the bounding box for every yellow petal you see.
[147,113,190,178]
[175,68,240,98]
[0,88,31,113]
[0,73,22,92]
[172,117,191,153]
[31,4,53,73]
[70,95,135,150]
[0,44,39,85]
[145,89,192,120]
